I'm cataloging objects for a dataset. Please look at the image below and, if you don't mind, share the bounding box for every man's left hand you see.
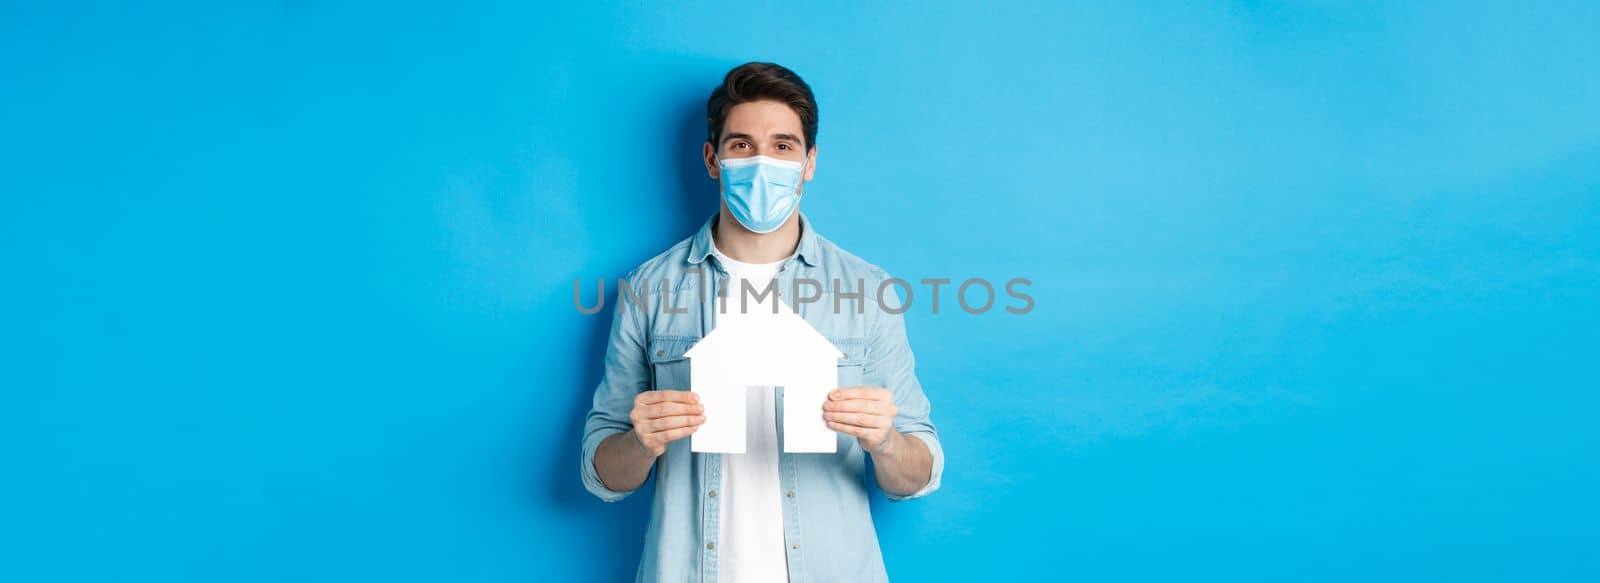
[824,387,898,454]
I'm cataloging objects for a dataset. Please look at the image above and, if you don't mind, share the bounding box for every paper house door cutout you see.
[685,306,844,454]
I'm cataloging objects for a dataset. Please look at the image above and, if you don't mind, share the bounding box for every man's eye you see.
[732,142,749,149]
[778,143,791,150]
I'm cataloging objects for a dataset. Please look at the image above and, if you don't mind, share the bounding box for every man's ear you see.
[703,142,719,180]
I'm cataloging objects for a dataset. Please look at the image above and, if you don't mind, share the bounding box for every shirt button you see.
[707,542,716,550]
[655,350,664,357]
[791,544,800,550]
[708,490,717,498]
[786,490,795,498]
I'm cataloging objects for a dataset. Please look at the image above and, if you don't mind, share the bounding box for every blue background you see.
[3,2,1598,581]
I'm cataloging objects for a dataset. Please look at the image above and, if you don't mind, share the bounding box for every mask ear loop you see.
[795,149,812,197]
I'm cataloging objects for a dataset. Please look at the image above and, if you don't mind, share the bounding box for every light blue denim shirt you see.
[581,213,945,583]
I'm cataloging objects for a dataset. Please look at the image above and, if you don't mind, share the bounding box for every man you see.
[581,62,944,582]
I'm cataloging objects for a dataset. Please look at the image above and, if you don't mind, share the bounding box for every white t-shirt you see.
[711,243,790,583]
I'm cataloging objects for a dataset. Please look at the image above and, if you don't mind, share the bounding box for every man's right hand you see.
[628,390,705,456]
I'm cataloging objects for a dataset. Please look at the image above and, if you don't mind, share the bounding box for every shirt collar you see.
[688,212,821,268]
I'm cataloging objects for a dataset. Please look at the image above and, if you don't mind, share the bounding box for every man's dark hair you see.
[706,62,818,152]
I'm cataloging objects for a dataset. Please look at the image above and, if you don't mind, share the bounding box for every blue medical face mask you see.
[718,154,807,234]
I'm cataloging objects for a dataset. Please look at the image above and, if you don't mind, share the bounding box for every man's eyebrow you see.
[721,132,802,145]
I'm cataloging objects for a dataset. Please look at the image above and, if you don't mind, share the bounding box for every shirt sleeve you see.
[580,273,651,502]
[865,272,945,502]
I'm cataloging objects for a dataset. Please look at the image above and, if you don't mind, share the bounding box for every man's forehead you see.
[723,101,802,135]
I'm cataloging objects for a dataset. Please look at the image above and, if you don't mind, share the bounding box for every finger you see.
[656,424,699,443]
[644,415,706,433]
[826,420,871,438]
[823,399,886,415]
[637,390,700,405]
[646,401,704,419]
[829,387,888,401]
[824,411,889,428]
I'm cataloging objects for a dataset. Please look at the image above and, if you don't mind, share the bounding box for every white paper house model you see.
[685,307,844,454]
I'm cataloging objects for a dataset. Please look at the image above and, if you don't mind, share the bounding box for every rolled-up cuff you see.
[581,427,635,502]
[884,431,943,502]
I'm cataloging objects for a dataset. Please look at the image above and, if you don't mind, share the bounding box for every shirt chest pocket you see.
[831,337,868,388]
[647,336,698,391]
